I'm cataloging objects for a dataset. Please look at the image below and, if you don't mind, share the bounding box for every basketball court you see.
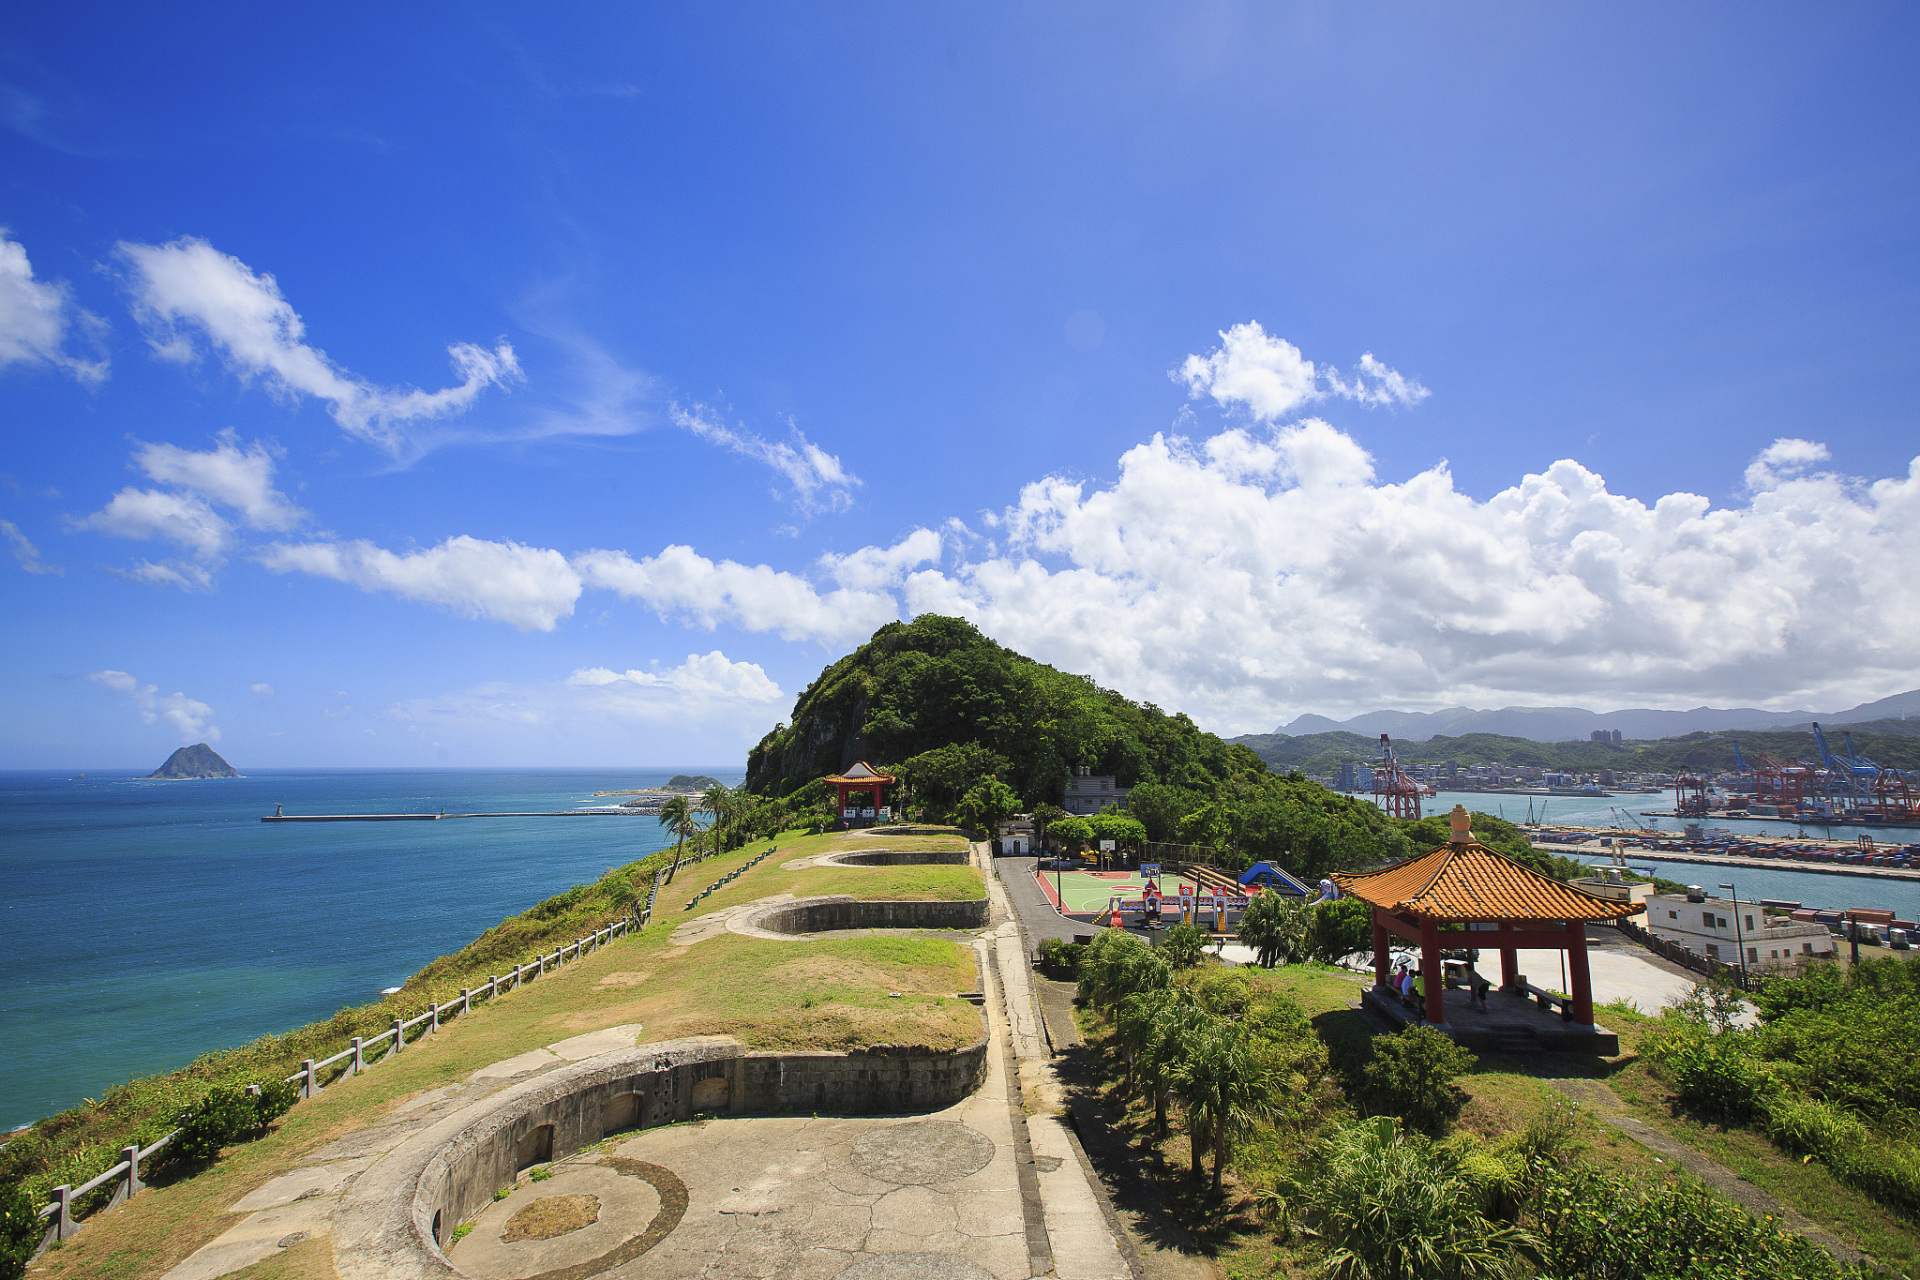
[1032,867,1214,917]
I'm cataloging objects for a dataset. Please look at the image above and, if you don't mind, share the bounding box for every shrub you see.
[0,1182,40,1280]
[1642,1023,1776,1123]
[1307,897,1373,966]
[1038,938,1085,976]
[168,1087,259,1165]
[1294,1116,1534,1280]
[1347,1027,1475,1137]
[1161,922,1207,969]
[1529,1160,1856,1280]
[1237,891,1310,968]
[253,1077,298,1126]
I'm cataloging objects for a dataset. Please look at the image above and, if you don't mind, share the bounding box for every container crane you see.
[1370,733,1423,820]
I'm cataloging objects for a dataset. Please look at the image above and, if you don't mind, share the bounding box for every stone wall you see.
[748,895,988,935]
[823,847,972,867]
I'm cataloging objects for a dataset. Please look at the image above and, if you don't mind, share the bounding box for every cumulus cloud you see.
[72,488,231,557]
[257,534,582,631]
[87,669,218,741]
[1745,437,1831,492]
[672,403,859,512]
[0,230,107,383]
[385,652,785,757]
[574,544,898,645]
[3,518,61,574]
[132,431,305,530]
[117,237,519,453]
[818,528,943,590]
[1176,322,1427,421]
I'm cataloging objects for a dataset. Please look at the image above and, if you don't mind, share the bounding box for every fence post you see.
[459,988,470,1016]
[429,1001,440,1033]
[351,1036,364,1075]
[50,1185,72,1241]
[301,1058,316,1099]
[391,1017,404,1052]
[488,974,498,998]
[121,1144,142,1200]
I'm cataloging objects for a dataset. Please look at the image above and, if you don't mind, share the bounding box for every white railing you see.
[31,916,637,1253]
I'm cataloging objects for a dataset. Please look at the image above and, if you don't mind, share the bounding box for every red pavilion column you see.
[1567,920,1595,1029]
[1372,906,1391,989]
[1498,921,1519,992]
[1420,917,1447,1029]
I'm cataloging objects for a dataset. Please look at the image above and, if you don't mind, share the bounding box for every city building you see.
[1645,891,1836,971]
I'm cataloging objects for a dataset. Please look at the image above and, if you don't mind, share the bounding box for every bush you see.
[0,1182,40,1280]
[1308,897,1373,966]
[1347,1027,1475,1137]
[253,1077,298,1126]
[1292,1117,1534,1280]
[1237,891,1309,968]
[1643,1023,1776,1123]
[1161,922,1206,969]
[168,1087,260,1165]
[1038,938,1085,975]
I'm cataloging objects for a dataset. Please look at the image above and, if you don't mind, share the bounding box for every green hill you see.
[743,615,1412,879]
[1228,726,1920,774]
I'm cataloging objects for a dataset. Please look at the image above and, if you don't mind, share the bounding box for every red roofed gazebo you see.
[1334,805,1638,1034]
[824,761,895,825]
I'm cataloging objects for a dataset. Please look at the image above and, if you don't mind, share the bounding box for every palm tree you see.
[1122,987,1203,1140]
[701,783,733,853]
[1172,1019,1275,1193]
[659,795,696,880]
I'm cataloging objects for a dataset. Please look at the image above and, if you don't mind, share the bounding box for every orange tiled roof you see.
[1334,839,1636,922]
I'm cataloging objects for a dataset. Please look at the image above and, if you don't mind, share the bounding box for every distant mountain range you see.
[1271,689,1920,744]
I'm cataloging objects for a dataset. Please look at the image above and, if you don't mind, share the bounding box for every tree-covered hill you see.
[743,615,1413,878]
[1230,725,1920,775]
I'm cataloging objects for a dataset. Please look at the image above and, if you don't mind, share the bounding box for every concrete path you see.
[159,848,1131,1280]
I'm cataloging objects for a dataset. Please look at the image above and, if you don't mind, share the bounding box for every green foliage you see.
[1086,811,1147,846]
[1528,1160,1859,1280]
[1038,937,1086,975]
[1308,896,1374,966]
[0,1181,39,1280]
[953,775,1020,833]
[1346,1026,1475,1137]
[1125,781,1204,842]
[1161,921,1207,969]
[900,742,1013,818]
[1076,930,1172,1009]
[1292,1116,1535,1280]
[1237,891,1312,968]
[1047,816,1094,849]
[253,1077,298,1125]
[168,1087,261,1165]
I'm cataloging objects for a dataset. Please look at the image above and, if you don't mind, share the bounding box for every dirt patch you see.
[655,1001,981,1053]
[502,1193,602,1242]
[595,970,653,988]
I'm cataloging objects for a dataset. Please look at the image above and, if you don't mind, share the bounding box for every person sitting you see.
[1469,970,1491,1013]
[1408,969,1427,1022]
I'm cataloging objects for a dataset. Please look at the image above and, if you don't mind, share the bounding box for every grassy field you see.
[21,827,985,1280]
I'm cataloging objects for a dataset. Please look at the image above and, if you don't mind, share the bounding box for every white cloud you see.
[386,652,784,754]
[1745,437,1831,492]
[672,403,859,512]
[86,669,219,741]
[72,488,230,557]
[250,683,275,697]
[574,544,897,645]
[109,559,219,592]
[133,431,304,530]
[0,230,106,383]
[818,528,943,590]
[2,518,61,574]
[1176,322,1427,421]
[117,237,519,453]
[567,651,784,704]
[257,534,582,631]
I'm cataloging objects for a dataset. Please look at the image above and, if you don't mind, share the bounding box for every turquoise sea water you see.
[0,768,736,1130]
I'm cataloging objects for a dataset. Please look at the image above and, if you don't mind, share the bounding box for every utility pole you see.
[1720,883,1749,990]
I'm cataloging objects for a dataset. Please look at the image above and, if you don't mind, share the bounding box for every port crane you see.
[1370,733,1423,820]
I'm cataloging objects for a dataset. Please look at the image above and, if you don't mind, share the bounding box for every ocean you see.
[0,768,736,1131]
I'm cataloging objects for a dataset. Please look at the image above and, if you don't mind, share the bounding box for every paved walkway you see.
[160,845,1131,1280]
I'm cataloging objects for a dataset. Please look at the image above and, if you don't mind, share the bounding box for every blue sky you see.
[3,4,1918,768]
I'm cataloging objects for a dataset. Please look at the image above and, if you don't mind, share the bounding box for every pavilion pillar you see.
[1566,920,1595,1030]
[1498,921,1519,992]
[1372,906,1391,990]
[1420,917,1448,1030]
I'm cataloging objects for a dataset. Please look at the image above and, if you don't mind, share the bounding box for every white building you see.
[1646,892,1835,971]
[1062,769,1129,816]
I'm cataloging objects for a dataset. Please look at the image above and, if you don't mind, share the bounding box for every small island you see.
[146,743,241,780]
